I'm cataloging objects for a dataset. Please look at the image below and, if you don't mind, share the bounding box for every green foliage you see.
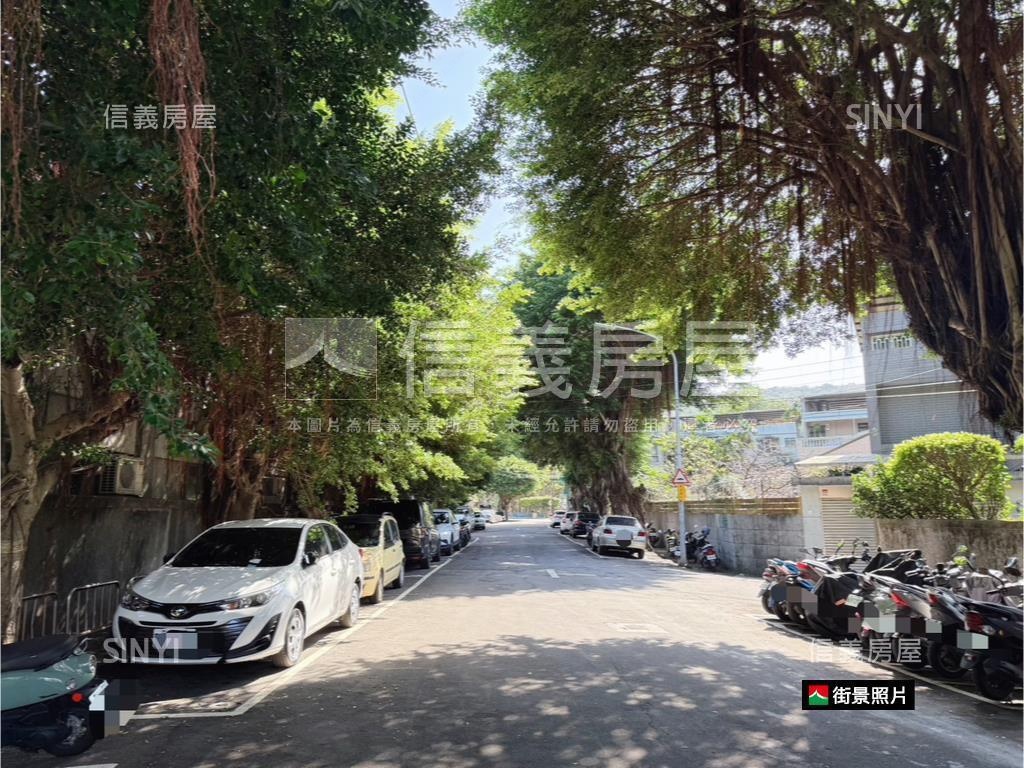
[487,456,542,505]
[517,496,559,510]
[852,433,1011,520]
[466,0,1023,429]
[639,422,796,501]
[2,0,510,512]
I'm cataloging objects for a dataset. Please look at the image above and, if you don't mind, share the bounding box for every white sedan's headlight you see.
[217,586,281,611]
[120,586,157,611]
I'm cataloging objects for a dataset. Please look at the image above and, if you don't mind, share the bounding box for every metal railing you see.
[18,581,121,639]
[19,592,59,640]
[66,581,120,637]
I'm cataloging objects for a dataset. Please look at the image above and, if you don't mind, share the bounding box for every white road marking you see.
[608,622,668,634]
[130,540,475,720]
[546,569,559,578]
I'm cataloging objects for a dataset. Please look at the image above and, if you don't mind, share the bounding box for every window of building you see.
[807,424,827,438]
[871,333,914,351]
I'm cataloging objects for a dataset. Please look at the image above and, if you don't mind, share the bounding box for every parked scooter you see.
[959,586,1023,701]
[803,548,920,640]
[1,635,106,756]
[684,527,719,570]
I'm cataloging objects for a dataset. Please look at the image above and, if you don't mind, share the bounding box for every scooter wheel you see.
[787,601,808,626]
[46,710,95,757]
[760,591,773,615]
[972,662,1017,701]
[926,641,967,679]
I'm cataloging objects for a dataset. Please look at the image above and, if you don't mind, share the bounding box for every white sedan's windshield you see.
[172,528,301,567]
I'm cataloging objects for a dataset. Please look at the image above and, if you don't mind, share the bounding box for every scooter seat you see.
[0,634,80,672]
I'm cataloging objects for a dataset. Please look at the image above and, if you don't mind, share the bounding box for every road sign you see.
[671,468,691,487]
[677,485,688,502]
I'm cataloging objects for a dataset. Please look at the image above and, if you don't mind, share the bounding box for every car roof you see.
[213,518,313,530]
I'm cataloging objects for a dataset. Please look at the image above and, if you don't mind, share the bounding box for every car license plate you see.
[153,629,198,650]
[617,539,632,548]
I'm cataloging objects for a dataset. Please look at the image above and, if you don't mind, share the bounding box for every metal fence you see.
[19,592,59,640]
[18,581,120,640]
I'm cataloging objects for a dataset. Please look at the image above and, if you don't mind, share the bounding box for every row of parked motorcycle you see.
[758,540,1023,702]
[645,525,720,570]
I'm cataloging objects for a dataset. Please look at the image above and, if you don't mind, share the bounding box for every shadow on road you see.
[76,634,1024,768]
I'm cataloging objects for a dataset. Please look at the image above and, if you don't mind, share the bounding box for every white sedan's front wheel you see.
[272,607,305,668]
[339,582,361,628]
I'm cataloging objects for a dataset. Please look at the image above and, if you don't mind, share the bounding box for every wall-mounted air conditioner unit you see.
[98,457,145,496]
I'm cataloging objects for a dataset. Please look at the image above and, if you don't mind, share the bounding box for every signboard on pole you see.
[677,485,688,502]
[671,468,691,487]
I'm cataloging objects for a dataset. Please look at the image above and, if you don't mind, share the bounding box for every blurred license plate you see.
[153,629,198,650]
[617,540,632,548]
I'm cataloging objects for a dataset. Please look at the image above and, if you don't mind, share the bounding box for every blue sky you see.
[396,0,864,389]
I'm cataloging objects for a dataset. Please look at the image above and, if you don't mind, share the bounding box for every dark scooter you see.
[959,584,1023,701]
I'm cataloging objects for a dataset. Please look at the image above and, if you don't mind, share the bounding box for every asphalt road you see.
[5,520,1021,768]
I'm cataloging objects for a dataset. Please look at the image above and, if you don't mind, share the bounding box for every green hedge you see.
[852,433,1012,520]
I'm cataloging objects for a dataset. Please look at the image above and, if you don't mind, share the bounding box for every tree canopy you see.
[468,0,1022,430]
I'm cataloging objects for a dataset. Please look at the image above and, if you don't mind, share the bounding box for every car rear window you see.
[606,516,638,526]
[578,513,599,522]
[337,520,380,547]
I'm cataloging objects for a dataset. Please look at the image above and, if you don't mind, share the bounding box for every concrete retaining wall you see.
[24,495,205,599]
[644,500,805,574]
[877,519,1023,569]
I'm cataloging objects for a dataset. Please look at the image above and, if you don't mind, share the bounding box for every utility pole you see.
[670,349,688,566]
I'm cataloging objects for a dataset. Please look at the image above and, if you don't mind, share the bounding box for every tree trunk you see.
[1,361,130,640]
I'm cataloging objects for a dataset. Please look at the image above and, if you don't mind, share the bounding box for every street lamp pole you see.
[670,349,687,567]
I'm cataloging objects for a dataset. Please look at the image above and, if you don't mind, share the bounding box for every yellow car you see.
[336,513,406,603]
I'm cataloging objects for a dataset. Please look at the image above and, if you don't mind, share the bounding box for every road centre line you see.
[131,539,475,720]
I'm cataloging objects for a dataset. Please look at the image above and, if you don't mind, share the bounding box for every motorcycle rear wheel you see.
[972,663,1017,701]
[46,710,94,757]
[773,601,789,622]
[926,641,967,679]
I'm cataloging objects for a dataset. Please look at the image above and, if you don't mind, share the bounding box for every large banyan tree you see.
[471,0,1022,430]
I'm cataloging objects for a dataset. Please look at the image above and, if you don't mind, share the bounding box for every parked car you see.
[550,511,566,528]
[571,511,600,538]
[454,510,473,545]
[589,515,646,558]
[114,518,363,668]
[433,509,462,555]
[559,512,577,535]
[335,513,405,603]
[471,510,488,531]
[364,498,440,569]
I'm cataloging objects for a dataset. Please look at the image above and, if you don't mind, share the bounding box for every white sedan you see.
[433,509,462,555]
[114,518,363,668]
[589,515,647,558]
